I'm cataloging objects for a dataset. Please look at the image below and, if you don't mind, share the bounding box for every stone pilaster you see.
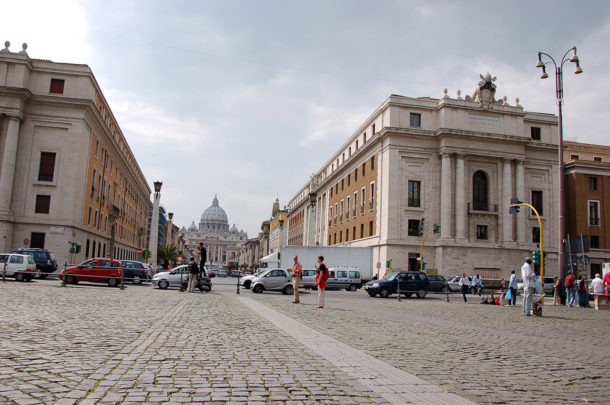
[0,116,21,215]
[440,153,452,239]
[455,154,466,240]
[516,160,526,243]
[502,159,513,242]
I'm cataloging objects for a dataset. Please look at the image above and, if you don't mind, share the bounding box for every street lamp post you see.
[149,181,162,268]
[536,47,582,282]
[167,212,174,247]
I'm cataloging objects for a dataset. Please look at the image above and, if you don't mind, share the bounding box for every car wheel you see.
[107,278,118,287]
[367,292,377,297]
[244,280,251,289]
[158,280,169,290]
[405,292,413,298]
[283,285,294,295]
[15,273,25,282]
[416,288,427,298]
[252,284,264,294]
[379,287,390,298]
[132,275,142,285]
[348,284,357,292]
[65,275,75,284]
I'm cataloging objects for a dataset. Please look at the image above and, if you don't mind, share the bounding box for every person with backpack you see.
[576,275,587,308]
[187,256,199,293]
[508,270,519,306]
[315,256,329,309]
[565,271,576,307]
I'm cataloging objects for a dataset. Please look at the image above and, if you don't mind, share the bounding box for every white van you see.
[326,267,362,291]
[0,253,39,281]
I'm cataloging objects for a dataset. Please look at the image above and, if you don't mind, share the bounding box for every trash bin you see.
[594,295,609,310]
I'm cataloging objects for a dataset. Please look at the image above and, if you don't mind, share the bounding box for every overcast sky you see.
[4,0,610,236]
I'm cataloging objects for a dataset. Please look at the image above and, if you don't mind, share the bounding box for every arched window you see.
[473,171,488,211]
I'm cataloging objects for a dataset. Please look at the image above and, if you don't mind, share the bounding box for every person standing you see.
[591,273,604,295]
[521,257,536,316]
[565,270,576,307]
[288,255,302,304]
[552,275,562,306]
[576,275,587,308]
[198,243,207,275]
[187,256,199,293]
[459,273,470,303]
[315,256,329,308]
[508,270,518,306]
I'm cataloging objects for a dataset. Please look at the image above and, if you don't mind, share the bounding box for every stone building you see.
[287,74,564,279]
[0,42,151,266]
[181,195,247,266]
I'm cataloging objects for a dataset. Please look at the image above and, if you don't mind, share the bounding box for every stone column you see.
[502,159,513,242]
[0,116,21,215]
[516,160,526,243]
[455,154,466,240]
[440,153,452,239]
[149,190,161,267]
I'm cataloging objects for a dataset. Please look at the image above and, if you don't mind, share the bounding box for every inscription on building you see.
[469,114,500,129]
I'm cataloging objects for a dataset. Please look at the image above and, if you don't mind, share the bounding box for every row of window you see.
[328,221,375,245]
[571,154,603,162]
[330,156,375,198]
[331,126,376,173]
[329,183,375,227]
[84,239,139,261]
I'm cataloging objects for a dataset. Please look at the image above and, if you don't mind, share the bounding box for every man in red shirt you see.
[565,271,576,307]
[288,255,302,304]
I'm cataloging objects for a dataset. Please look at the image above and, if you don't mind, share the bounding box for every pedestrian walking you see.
[521,257,536,316]
[288,255,302,304]
[565,271,576,307]
[576,275,587,308]
[198,243,207,275]
[471,274,484,296]
[187,256,199,293]
[459,273,470,302]
[500,278,506,294]
[508,270,518,306]
[552,275,562,306]
[315,256,329,308]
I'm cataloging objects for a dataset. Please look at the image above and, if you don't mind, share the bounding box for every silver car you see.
[240,270,266,289]
[151,265,190,289]
[251,268,293,295]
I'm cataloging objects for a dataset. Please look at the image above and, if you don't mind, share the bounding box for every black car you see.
[364,271,430,298]
[10,248,57,278]
[119,260,150,284]
[426,274,448,293]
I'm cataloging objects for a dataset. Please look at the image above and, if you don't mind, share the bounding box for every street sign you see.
[23,238,29,246]
[177,256,183,263]
[137,249,142,255]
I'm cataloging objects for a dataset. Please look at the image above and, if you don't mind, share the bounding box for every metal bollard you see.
[236,273,240,294]
[445,282,450,302]
[2,261,6,283]
[61,262,67,287]
[120,266,125,290]
[396,278,401,302]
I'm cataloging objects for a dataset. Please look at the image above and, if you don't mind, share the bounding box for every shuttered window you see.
[35,195,51,214]
[50,79,65,94]
[38,152,56,181]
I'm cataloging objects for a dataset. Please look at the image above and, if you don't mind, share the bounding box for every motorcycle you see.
[179,272,213,293]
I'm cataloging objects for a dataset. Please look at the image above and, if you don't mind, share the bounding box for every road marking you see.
[239,297,476,405]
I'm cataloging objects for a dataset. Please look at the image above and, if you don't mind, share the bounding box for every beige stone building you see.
[287,75,563,279]
[0,43,151,266]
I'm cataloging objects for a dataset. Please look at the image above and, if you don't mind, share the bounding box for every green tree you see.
[157,245,178,269]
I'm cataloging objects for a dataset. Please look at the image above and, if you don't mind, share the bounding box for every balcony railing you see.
[589,217,600,226]
[468,202,498,213]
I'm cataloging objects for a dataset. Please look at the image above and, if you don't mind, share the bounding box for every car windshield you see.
[382,272,399,281]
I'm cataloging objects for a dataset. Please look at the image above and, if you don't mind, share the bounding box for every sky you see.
[3,0,610,236]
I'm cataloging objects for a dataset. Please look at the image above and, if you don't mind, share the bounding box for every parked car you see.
[59,258,122,287]
[10,248,57,278]
[517,276,555,295]
[151,265,190,289]
[299,269,318,289]
[251,268,293,295]
[326,267,362,291]
[364,271,430,298]
[0,253,39,281]
[447,275,473,292]
[119,260,150,284]
[240,270,266,289]
[427,274,448,293]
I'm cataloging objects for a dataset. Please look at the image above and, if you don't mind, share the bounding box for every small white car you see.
[151,265,190,289]
[251,268,293,295]
[240,270,266,289]
[0,253,39,281]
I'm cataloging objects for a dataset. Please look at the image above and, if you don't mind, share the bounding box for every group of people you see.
[458,273,484,302]
[287,255,329,308]
[186,243,208,293]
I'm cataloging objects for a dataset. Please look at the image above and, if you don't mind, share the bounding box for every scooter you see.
[179,273,213,293]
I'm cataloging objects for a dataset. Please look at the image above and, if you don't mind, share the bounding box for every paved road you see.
[0,278,608,404]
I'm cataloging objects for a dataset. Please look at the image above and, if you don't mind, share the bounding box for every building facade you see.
[0,43,151,266]
[564,141,610,277]
[287,74,563,279]
[181,196,247,266]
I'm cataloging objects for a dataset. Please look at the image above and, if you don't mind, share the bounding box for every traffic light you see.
[76,244,81,254]
[532,250,540,265]
[419,218,425,236]
[509,198,523,214]
[433,224,441,234]
[422,261,427,271]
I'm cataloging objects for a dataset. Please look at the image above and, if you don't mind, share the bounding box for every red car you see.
[60,258,122,287]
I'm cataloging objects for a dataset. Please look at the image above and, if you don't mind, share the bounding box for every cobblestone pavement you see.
[0,281,386,404]
[1,280,608,404]
[250,288,610,404]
